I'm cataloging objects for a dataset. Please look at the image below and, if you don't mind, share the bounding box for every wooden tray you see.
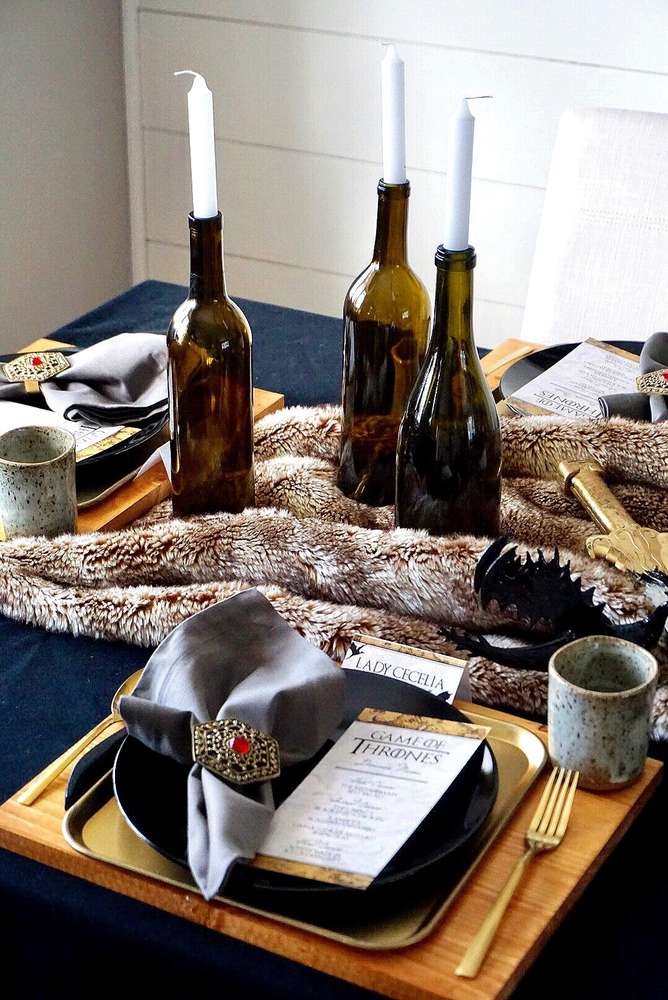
[18,337,284,532]
[0,702,660,1000]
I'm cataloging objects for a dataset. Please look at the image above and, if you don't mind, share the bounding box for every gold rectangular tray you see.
[61,706,546,950]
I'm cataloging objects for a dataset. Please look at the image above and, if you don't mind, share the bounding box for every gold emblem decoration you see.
[2,351,71,394]
[192,718,280,785]
[635,368,668,396]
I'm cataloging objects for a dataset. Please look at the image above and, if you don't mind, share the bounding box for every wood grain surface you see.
[480,339,543,392]
[0,705,661,1000]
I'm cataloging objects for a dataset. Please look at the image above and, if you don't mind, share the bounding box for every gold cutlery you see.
[17,668,143,806]
[560,459,668,575]
[456,765,579,978]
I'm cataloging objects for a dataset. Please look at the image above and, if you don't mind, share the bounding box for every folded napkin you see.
[119,589,343,899]
[0,333,167,427]
[599,332,668,423]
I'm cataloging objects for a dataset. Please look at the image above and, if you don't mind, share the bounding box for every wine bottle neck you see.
[188,212,227,300]
[372,180,409,265]
[431,245,476,348]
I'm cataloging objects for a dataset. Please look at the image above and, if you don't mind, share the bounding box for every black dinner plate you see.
[73,412,168,468]
[113,670,498,902]
[0,349,168,468]
[500,340,642,410]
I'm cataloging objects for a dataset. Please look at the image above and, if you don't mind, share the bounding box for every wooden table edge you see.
[497,760,662,1000]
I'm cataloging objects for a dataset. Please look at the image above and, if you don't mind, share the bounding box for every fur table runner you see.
[2,406,668,739]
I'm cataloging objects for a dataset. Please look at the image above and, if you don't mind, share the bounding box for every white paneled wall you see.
[123,1,668,346]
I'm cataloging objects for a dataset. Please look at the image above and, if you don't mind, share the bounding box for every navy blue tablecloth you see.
[1,282,665,999]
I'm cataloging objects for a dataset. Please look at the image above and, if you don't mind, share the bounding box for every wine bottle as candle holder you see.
[396,246,501,536]
[396,99,501,537]
[337,46,430,506]
[168,72,254,516]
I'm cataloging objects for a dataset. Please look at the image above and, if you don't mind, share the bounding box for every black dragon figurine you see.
[443,537,668,671]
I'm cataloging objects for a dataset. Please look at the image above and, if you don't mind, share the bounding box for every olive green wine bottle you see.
[167,212,254,516]
[396,245,501,536]
[337,180,430,506]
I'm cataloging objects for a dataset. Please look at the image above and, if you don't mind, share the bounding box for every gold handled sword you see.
[559,459,668,575]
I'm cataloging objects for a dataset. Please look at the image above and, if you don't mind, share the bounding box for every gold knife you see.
[559,459,668,575]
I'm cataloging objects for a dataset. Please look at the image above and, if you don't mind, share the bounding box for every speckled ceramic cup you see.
[548,636,657,791]
[0,426,77,539]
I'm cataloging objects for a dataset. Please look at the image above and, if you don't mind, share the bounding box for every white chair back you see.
[521,107,668,346]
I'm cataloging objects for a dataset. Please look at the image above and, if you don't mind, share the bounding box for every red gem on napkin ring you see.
[192,718,280,785]
[635,368,668,396]
[229,735,251,754]
[32,356,42,366]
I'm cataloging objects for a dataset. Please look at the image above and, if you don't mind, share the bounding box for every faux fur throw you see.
[2,406,668,739]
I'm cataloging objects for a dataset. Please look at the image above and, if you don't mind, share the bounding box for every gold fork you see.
[456,765,579,978]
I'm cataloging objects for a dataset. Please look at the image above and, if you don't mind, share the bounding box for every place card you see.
[254,709,489,889]
[341,634,470,702]
[506,338,639,419]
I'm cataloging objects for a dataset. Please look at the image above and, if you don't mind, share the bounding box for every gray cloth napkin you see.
[119,589,343,900]
[599,331,668,423]
[0,333,167,427]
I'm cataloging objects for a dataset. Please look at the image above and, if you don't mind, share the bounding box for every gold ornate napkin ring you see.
[1,351,71,394]
[636,368,668,395]
[192,718,281,785]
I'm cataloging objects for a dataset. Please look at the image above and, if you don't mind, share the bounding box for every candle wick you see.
[381,41,401,61]
[175,69,206,87]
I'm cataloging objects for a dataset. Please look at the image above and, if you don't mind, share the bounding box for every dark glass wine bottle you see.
[396,245,501,536]
[337,180,430,506]
[167,212,254,516]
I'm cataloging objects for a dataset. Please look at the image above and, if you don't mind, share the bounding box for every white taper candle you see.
[175,70,219,219]
[381,44,406,184]
[443,98,475,250]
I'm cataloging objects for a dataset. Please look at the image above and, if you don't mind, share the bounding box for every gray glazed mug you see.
[548,635,657,791]
[0,425,77,539]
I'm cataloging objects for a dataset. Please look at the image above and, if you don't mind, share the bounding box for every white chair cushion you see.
[521,107,668,346]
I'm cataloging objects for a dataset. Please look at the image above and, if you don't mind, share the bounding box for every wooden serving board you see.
[0,705,660,1000]
[480,339,543,392]
[18,337,284,532]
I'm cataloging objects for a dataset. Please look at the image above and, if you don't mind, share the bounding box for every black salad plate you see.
[500,340,642,409]
[113,670,498,902]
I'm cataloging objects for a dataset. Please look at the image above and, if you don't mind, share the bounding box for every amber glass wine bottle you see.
[337,180,430,506]
[396,245,501,536]
[167,212,254,516]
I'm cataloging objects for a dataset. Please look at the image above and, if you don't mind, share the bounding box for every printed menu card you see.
[506,338,639,418]
[341,634,470,702]
[255,709,489,889]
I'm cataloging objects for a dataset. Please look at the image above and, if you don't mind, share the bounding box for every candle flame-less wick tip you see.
[174,70,207,87]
